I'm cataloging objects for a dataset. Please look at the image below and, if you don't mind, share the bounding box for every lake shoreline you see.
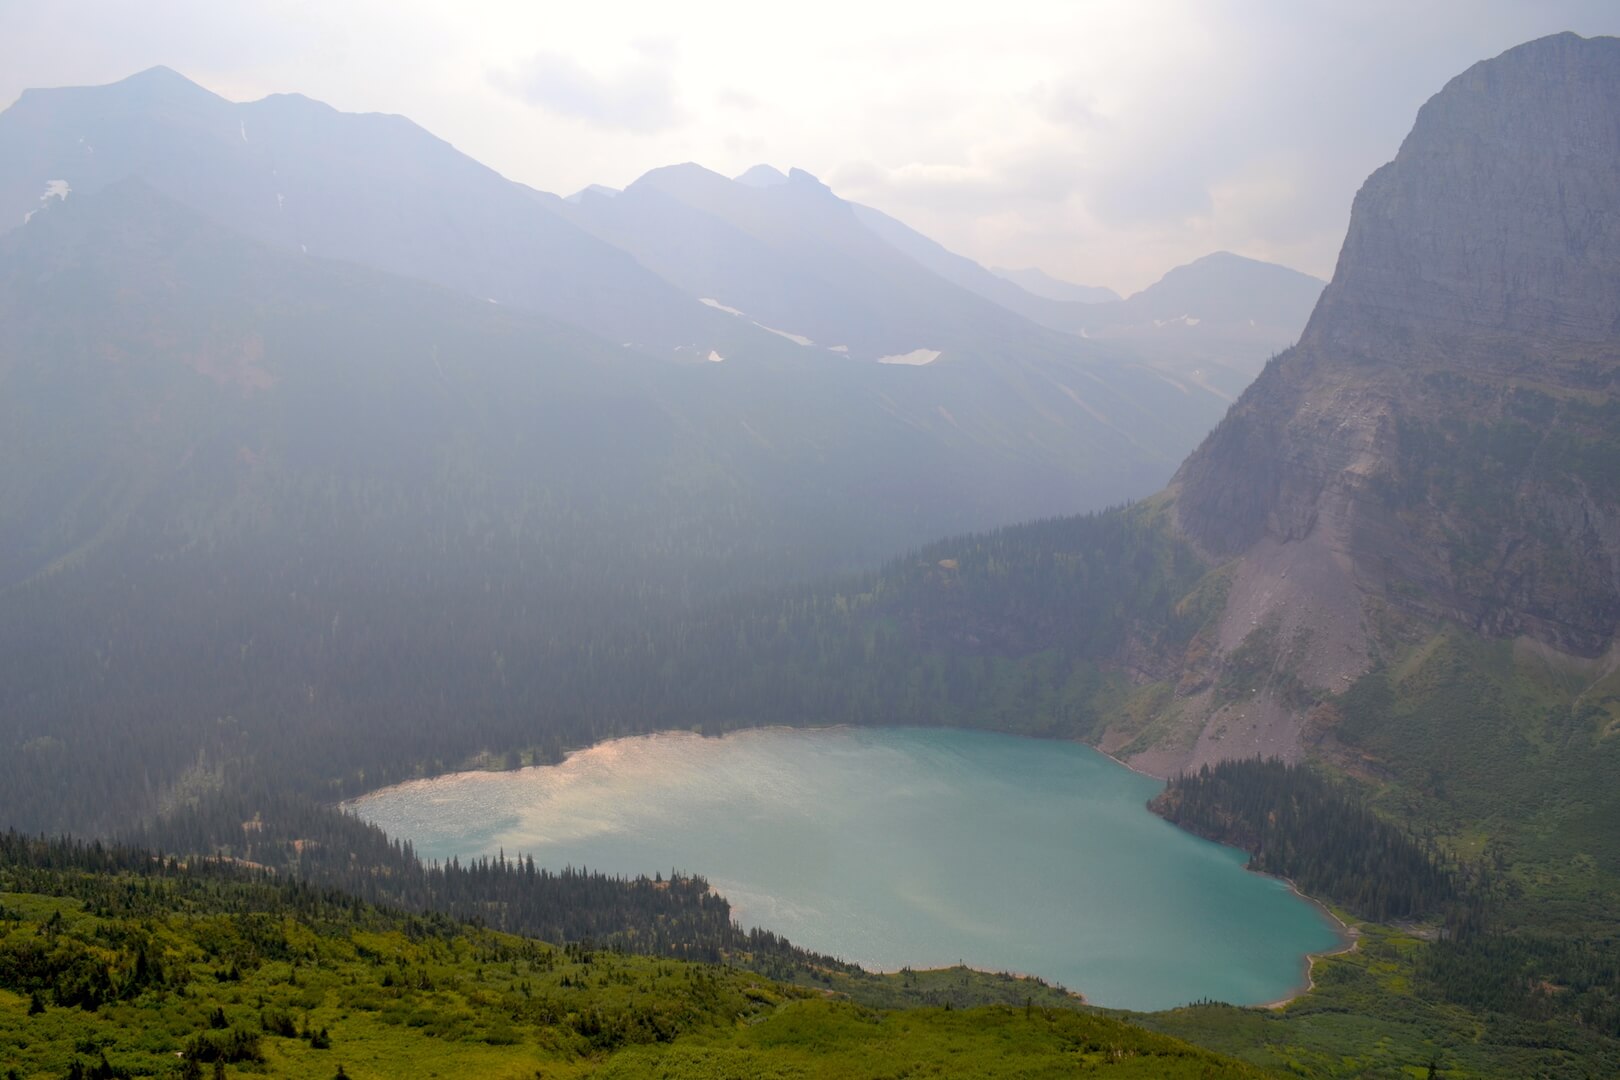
[1251,881,1359,1009]
[352,722,1170,800]
[705,879,1090,1004]
[1087,742,1358,1011]
[349,723,1350,1012]
[1090,743,1170,782]
[1113,747,1357,1012]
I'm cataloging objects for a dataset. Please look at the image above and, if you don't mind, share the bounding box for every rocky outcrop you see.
[1151,33,1620,770]
[1309,32,1620,358]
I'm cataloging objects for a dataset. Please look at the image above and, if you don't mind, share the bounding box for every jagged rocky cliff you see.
[1141,33,1620,771]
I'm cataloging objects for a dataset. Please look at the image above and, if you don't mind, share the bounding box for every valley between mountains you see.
[2,29,1619,1080]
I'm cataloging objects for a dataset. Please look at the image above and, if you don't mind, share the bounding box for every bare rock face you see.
[1158,33,1620,769]
[1310,32,1620,358]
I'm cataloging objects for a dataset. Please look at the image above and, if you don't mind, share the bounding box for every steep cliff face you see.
[1155,33,1620,770]
[1311,32,1620,357]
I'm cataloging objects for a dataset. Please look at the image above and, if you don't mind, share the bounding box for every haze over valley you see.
[2,10,1619,1079]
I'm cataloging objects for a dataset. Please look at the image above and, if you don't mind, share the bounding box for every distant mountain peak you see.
[630,161,732,192]
[0,69,754,352]
[13,65,224,110]
[631,162,830,201]
[108,65,223,102]
[1151,250,1318,281]
[119,65,195,85]
[649,161,721,178]
[1184,250,1251,268]
[734,164,789,188]
[564,184,621,204]
[786,167,827,188]
[1117,252,1324,319]
[988,266,1120,305]
[254,91,340,115]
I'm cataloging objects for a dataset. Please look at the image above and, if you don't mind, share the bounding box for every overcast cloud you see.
[493,38,682,134]
[2,1,1615,292]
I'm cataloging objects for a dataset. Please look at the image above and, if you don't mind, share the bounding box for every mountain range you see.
[731,31,1620,792]
[0,65,1325,600]
[1161,29,1620,771]
[564,158,1321,397]
[665,33,1620,905]
[0,63,1320,379]
[4,35,1614,846]
[2,30,1619,1077]
[0,63,1316,839]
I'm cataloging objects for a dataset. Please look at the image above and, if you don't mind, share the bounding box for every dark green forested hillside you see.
[0,834,1272,1080]
[8,465,1620,1075]
[0,181,1207,839]
[1134,712,1620,1076]
[127,796,1089,1014]
[0,494,1208,835]
[3,29,1619,1080]
[1151,758,1462,924]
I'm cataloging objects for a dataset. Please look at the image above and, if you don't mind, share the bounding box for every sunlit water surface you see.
[347,726,1342,1010]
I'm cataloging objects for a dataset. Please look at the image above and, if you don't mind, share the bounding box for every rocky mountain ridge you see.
[1144,32,1620,773]
[0,66,795,358]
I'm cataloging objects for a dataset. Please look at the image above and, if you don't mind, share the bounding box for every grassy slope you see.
[0,885,1267,1079]
[1332,626,1620,927]
[594,1001,1272,1079]
[784,964,1083,1013]
[1140,622,1620,1079]
[1142,922,1620,1079]
[9,507,1619,1077]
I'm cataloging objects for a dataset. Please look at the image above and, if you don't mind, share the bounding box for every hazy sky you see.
[3,2,1616,293]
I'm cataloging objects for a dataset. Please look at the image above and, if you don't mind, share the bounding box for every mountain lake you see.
[346,726,1344,1011]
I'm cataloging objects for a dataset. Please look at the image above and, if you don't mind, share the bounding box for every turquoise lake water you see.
[346,726,1342,1011]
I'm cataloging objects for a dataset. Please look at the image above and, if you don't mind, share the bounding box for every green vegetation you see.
[1135,752,1619,1075]
[1134,634,1620,1075]
[1417,932,1620,1037]
[126,798,1082,1015]
[12,496,1620,1075]
[0,182,1202,840]
[1142,924,1620,1079]
[2,500,1209,839]
[1152,757,1460,923]
[590,1000,1273,1079]
[1334,630,1620,921]
[2,41,1619,1080]
[1325,629,1620,1047]
[3,365,1619,1077]
[0,837,1264,1079]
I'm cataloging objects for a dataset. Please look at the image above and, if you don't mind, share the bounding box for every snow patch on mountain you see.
[878,348,941,366]
[699,297,814,346]
[22,179,72,224]
[699,298,746,317]
[759,325,814,346]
